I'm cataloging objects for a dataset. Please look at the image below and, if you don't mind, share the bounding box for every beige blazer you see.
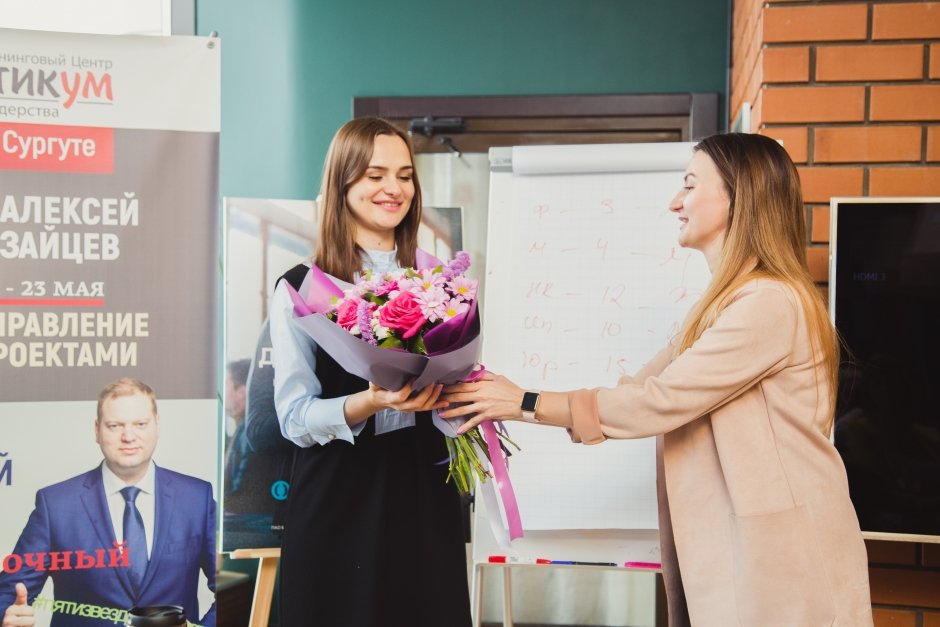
[567,278,873,627]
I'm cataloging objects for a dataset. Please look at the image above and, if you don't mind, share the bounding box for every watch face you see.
[521,391,539,412]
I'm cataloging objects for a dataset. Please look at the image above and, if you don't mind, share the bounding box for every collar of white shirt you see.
[101,460,156,495]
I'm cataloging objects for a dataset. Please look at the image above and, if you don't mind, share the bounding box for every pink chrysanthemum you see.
[446,275,477,302]
[416,286,448,322]
[415,269,446,292]
[440,298,470,321]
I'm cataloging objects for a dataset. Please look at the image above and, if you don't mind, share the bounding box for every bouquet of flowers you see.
[284,250,517,496]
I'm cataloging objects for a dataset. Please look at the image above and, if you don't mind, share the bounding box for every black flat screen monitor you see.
[830,197,940,542]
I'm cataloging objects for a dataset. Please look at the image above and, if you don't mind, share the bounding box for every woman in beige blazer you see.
[442,133,874,627]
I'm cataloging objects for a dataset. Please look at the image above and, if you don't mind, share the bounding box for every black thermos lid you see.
[127,606,187,627]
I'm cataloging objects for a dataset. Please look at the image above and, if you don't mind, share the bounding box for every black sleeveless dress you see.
[276,265,471,627]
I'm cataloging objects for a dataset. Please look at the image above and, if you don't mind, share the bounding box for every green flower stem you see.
[444,424,522,495]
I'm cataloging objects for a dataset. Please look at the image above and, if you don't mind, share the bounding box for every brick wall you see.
[730,1,940,625]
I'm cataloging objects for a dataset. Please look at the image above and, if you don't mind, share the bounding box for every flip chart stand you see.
[470,495,661,626]
[473,142,699,625]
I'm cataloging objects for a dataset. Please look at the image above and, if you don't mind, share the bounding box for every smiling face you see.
[669,150,732,270]
[95,392,159,484]
[346,133,415,250]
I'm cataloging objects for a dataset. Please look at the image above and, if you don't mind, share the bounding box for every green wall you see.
[197,0,729,202]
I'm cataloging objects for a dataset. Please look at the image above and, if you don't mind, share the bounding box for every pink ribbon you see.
[466,367,524,541]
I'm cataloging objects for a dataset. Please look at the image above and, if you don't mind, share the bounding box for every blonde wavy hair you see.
[676,133,839,432]
[96,377,158,422]
[314,117,422,282]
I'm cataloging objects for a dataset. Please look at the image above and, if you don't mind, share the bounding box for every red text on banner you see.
[0,122,114,174]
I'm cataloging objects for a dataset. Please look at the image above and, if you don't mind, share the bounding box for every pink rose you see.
[335,299,361,331]
[374,280,399,297]
[379,291,427,339]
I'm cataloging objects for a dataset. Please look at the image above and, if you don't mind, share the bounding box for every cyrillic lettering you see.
[135,314,148,337]
[82,72,112,101]
[39,230,59,258]
[48,550,73,571]
[0,195,19,222]
[0,457,10,486]
[73,550,97,569]
[2,554,23,574]
[60,71,80,108]
[0,230,19,259]
[109,542,129,567]
[120,194,138,225]
[60,313,78,336]
[120,342,137,366]
[76,342,94,366]
[102,233,119,260]
[259,347,274,368]
[23,552,47,572]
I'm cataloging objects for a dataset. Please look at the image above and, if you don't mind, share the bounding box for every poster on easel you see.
[222,197,317,553]
[0,28,220,627]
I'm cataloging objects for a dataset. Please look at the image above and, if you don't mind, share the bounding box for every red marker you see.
[488,555,550,565]
[624,561,661,569]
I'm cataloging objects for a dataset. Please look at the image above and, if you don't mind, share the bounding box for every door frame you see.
[353,93,720,147]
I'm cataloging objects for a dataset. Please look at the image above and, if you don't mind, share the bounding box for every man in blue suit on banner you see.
[0,378,216,627]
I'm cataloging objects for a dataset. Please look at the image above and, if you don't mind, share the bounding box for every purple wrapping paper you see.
[289,300,481,393]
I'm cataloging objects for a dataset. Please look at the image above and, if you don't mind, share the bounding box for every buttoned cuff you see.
[305,396,358,445]
[568,388,606,445]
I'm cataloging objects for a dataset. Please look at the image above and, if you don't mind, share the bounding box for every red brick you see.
[925,542,940,567]
[806,246,829,283]
[763,86,865,123]
[866,539,918,565]
[869,567,940,608]
[931,43,940,80]
[926,611,940,627]
[872,608,917,627]
[764,4,868,43]
[811,206,829,243]
[871,86,940,122]
[928,127,940,162]
[816,44,923,82]
[815,126,922,163]
[761,126,808,163]
[798,167,864,202]
[873,2,940,40]
[763,46,810,83]
[870,167,940,196]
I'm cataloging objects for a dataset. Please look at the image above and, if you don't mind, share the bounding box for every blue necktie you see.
[120,486,148,594]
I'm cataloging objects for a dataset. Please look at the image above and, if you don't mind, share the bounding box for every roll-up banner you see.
[0,29,220,627]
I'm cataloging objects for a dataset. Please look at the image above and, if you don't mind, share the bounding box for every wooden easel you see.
[229,548,281,627]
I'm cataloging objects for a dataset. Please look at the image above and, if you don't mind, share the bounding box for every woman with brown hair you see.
[442,133,873,626]
[268,117,471,627]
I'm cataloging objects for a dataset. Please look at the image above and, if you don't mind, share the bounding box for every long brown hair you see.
[314,117,422,281]
[676,133,839,432]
